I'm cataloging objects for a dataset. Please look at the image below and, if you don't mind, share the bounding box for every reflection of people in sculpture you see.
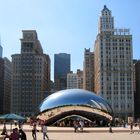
[48,111,54,117]
[57,108,60,112]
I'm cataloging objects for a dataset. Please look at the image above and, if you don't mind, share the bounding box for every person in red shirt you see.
[10,128,20,140]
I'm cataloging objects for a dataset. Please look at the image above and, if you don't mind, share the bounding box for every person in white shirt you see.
[42,123,49,140]
[79,120,84,132]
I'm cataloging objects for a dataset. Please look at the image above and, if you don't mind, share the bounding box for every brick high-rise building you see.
[77,69,83,89]
[83,48,94,92]
[11,30,50,117]
[94,5,134,119]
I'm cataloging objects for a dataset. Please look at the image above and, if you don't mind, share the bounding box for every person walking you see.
[1,123,9,140]
[130,122,134,134]
[79,120,84,132]
[108,122,113,133]
[138,123,140,134]
[73,121,78,132]
[32,124,38,140]
[19,129,27,140]
[1,123,7,135]
[42,123,49,140]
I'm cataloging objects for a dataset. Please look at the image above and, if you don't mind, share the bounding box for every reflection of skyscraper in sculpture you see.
[94,5,134,119]
[54,53,70,91]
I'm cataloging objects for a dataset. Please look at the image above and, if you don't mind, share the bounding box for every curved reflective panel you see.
[37,89,113,125]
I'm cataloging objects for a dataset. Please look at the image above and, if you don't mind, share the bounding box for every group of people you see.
[32,123,49,140]
[130,122,140,134]
[1,121,50,140]
[1,126,27,140]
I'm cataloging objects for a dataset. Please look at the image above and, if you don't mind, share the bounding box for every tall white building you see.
[67,72,78,89]
[67,69,83,89]
[94,5,134,119]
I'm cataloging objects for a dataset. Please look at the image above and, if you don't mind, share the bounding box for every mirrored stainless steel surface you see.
[37,89,113,125]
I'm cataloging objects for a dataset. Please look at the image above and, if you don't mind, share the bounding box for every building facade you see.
[94,6,134,119]
[83,48,94,92]
[67,72,78,89]
[0,57,11,114]
[54,53,70,91]
[133,60,137,97]
[0,57,4,114]
[11,30,50,117]
[77,69,83,89]
[67,69,83,89]
[134,60,140,120]
[0,45,3,58]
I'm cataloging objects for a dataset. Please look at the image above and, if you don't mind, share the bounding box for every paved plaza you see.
[25,132,140,140]
[1,131,140,140]
[1,124,140,140]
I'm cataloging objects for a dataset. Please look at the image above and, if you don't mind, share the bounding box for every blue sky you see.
[0,0,140,80]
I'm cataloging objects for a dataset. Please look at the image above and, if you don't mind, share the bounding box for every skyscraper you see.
[134,60,140,120]
[11,30,50,117]
[0,57,11,114]
[77,69,83,89]
[54,53,70,91]
[83,48,94,92]
[67,69,83,89]
[67,72,78,89]
[94,6,134,119]
[0,57,4,114]
[0,44,3,58]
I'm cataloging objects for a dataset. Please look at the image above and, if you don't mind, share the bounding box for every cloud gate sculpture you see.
[37,89,113,125]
